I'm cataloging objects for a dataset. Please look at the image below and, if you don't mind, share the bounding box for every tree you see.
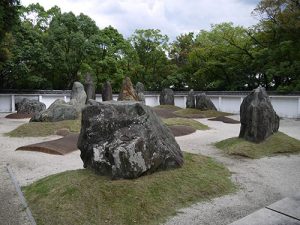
[129,29,171,90]
[251,0,300,91]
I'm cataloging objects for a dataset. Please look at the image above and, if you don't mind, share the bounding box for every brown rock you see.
[117,77,139,101]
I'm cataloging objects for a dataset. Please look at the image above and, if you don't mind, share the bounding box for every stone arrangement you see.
[30,99,79,122]
[135,82,145,103]
[195,93,217,110]
[16,98,46,115]
[118,77,139,101]
[239,86,280,143]
[186,89,195,108]
[84,73,96,104]
[31,81,87,122]
[159,88,174,105]
[102,81,113,101]
[77,100,184,179]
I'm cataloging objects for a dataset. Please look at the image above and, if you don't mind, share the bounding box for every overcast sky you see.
[20,0,260,40]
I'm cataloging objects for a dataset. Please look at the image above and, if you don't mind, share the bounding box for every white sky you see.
[20,0,260,40]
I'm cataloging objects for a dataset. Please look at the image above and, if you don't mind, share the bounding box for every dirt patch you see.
[5,113,33,119]
[208,116,240,124]
[16,133,79,155]
[168,125,196,137]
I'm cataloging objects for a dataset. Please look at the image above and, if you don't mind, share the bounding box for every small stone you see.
[69,81,87,107]
[16,98,46,114]
[135,82,145,103]
[84,73,96,103]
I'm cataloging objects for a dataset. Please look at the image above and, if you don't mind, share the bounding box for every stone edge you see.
[6,164,37,225]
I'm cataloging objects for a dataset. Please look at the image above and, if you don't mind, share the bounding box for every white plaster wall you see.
[271,97,299,118]
[1,93,300,118]
[0,95,12,112]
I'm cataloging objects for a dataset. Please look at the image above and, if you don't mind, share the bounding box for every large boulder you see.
[84,73,96,104]
[135,82,145,103]
[77,100,184,179]
[30,99,79,122]
[186,89,195,108]
[70,81,87,107]
[159,88,174,105]
[16,98,46,114]
[239,86,280,143]
[118,77,139,101]
[195,93,217,110]
[102,81,113,101]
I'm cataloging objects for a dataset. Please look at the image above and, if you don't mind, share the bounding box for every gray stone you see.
[186,89,195,108]
[30,99,79,122]
[16,98,46,114]
[195,93,217,110]
[239,86,280,143]
[135,82,145,103]
[69,81,87,107]
[102,81,113,101]
[77,100,184,179]
[118,77,139,101]
[160,88,174,105]
[84,73,96,103]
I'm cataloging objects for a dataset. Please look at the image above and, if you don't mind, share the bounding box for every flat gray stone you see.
[230,208,300,225]
[267,194,300,220]
[0,166,31,225]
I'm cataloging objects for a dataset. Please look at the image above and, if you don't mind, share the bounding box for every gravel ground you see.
[0,113,300,225]
[164,115,300,225]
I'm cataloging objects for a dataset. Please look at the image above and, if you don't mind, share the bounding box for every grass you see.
[174,108,232,118]
[23,153,235,225]
[215,132,300,158]
[162,118,209,130]
[153,105,182,111]
[7,120,81,137]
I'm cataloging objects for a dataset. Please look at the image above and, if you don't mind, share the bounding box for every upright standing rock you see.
[102,81,113,101]
[84,73,96,103]
[239,86,280,143]
[118,77,139,101]
[186,89,195,108]
[160,88,174,105]
[70,81,87,107]
[135,82,145,103]
[78,100,184,179]
[195,93,217,110]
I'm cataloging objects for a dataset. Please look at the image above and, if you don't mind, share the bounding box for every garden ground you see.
[0,113,299,224]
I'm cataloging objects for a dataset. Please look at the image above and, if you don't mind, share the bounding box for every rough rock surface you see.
[84,73,96,103]
[195,93,217,110]
[16,98,46,114]
[118,77,139,101]
[239,86,280,143]
[77,100,184,179]
[102,81,113,101]
[135,82,145,103]
[30,99,79,122]
[159,88,174,105]
[69,81,87,107]
[186,89,195,108]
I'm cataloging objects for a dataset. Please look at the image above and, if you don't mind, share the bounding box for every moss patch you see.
[163,118,209,130]
[7,120,81,137]
[215,132,300,158]
[153,105,182,111]
[174,108,232,118]
[23,153,235,225]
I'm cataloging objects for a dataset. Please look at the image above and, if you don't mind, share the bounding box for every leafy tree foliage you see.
[0,0,299,92]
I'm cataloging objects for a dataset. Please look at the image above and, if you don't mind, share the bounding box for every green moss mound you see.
[174,108,232,118]
[163,118,209,130]
[24,153,235,225]
[215,132,300,158]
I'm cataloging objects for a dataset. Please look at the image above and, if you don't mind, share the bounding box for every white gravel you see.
[1,113,300,225]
